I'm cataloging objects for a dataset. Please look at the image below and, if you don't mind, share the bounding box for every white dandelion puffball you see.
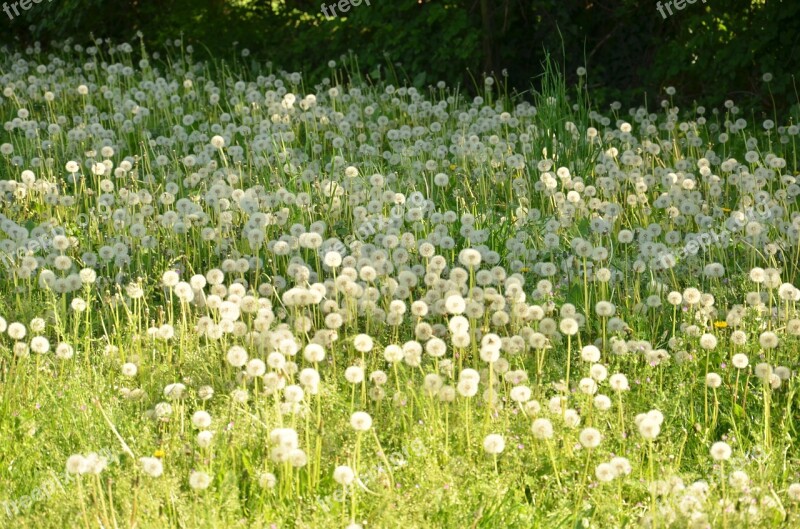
[594,394,612,411]
[531,418,554,440]
[353,334,374,352]
[258,472,277,489]
[226,345,248,367]
[55,343,74,360]
[345,365,365,384]
[581,345,601,362]
[350,411,373,431]
[121,362,138,377]
[197,430,214,448]
[710,441,732,461]
[304,344,326,363]
[483,434,505,455]
[732,354,749,369]
[595,463,616,482]
[638,417,661,441]
[705,373,722,389]
[609,373,629,391]
[189,471,212,490]
[7,322,26,340]
[83,453,108,475]
[323,251,342,268]
[759,331,779,349]
[610,457,632,476]
[192,410,212,429]
[579,427,602,449]
[510,385,532,403]
[139,457,164,478]
[458,248,482,268]
[66,454,87,475]
[30,336,50,354]
[788,483,800,502]
[595,301,615,318]
[333,465,356,486]
[559,318,579,336]
[699,333,717,350]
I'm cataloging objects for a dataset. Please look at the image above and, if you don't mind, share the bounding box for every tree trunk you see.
[480,0,495,74]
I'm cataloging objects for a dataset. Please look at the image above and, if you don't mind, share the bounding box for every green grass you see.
[0,39,799,528]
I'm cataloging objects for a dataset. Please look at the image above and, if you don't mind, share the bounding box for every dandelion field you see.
[1,40,800,528]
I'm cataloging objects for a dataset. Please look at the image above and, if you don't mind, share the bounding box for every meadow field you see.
[1,39,800,528]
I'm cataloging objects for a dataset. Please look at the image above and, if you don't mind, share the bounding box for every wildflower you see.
[510,386,532,403]
[609,373,629,391]
[728,470,749,489]
[759,331,779,349]
[705,373,722,388]
[55,343,74,359]
[189,471,212,490]
[590,364,608,381]
[66,455,87,475]
[483,434,505,455]
[579,378,598,395]
[197,431,214,448]
[710,441,732,461]
[121,363,138,377]
[30,336,50,354]
[559,318,579,336]
[731,354,749,369]
[788,483,800,502]
[7,322,26,340]
[353,334,374,352]
[333,465,356,486]
[595,301,615,318]
[139,457,164,477]
[350,411,373,431]
[610,457,632,476]
[345,366,365,384]
[579,427,602,449]
[594,395,612,411]
[595,463,616,482]
[531,418,554,439]
[637,412,662,441]
[754,363,773,381]
[259,472,278,489]
[563,409,581,428]
[458,249,482,268]
[581,345,601,362]
[730,330,747,346]
[226,346,248,367]
[457,378,479,398]
[192,411,212,429]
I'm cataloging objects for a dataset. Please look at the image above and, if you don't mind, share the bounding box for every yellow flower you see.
[154,449,166,458]
[713,321,728,329]
[520,267,531,273]
[721,208,731,213]
[449,164,457,171]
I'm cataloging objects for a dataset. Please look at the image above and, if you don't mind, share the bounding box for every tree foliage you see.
[3,0,798,111]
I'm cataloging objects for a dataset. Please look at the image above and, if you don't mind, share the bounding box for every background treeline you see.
[2,0,799,113]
